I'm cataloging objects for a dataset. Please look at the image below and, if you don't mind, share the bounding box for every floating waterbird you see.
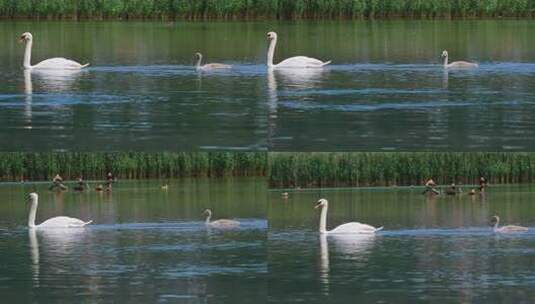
[202,209,240,229]
[441,50,478,69]
[490,215,528,233]
[194,52,232,71]
[19,32,89,70]
[27,193,92,229]
[267,31,331,69]
[314,199,382,234]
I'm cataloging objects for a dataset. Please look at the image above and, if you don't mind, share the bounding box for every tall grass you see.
[0,0,533,20]
[0,152,266,181]
[269,152,535,188]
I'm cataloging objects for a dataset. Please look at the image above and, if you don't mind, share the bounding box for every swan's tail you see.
[321,60,332,66]
[81,63,90,68]
[375,226,384,232]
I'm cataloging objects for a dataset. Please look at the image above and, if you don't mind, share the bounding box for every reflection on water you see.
[269,185,535,303]
[0,178,266,303]
[1,20,535,150]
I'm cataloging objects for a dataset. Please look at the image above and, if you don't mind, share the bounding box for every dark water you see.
[0,178,266,303]
[1,20,535,151]
[268,185,535,303]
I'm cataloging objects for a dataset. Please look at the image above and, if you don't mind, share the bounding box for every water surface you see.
[1,20,535,150]
[0,178,266,303]
[268,185,535,303]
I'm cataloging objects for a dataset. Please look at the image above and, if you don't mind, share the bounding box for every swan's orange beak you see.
[314,203,321,209]
[18,37,24,43]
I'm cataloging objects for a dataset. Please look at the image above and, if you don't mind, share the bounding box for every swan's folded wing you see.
[33,57,86,70]
[329,222,378,234]
[38,216,90,228]
[276,56,328,68]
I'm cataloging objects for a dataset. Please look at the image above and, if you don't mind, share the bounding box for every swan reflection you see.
[28,227,90,287]
[442,69,449,89]
[267,68,327,145]
[28,229,39,287]
[30,68,85,92]
[23,70,32,129]
[318,233,377,296]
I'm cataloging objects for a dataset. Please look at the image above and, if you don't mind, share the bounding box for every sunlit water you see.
[1,20,535,151]
[268,185,535,303]
[0,178,267,303]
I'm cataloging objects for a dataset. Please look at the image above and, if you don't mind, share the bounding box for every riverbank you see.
[269,152,535,188]
[1,0,534,20]
[0,152,266,181]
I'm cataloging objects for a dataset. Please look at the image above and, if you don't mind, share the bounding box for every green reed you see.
[1,0,534,19]
[269,152,535,188]
[0,152,266,181]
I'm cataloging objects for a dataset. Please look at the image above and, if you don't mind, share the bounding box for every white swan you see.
[315,198,382,234]
[19,32,89,70]
[491,215,528,233]
[27,193,92,229]
[441,50,478,69]
[267,31,331,69]
[203,209,240,229]
[194,52,232,71]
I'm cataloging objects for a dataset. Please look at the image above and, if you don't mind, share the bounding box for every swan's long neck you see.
[443,54,448,67]
[23,40,33,69]
[319,204,328,233]
[493,218,499,231]
[28,199,37,228]
[267,37,277,68]
[195,55,202,69]
[205,212,212,224]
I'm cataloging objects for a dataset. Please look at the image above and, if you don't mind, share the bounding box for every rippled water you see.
[0,178,266,303]
[1,20,535,151]
[268,185,535,303]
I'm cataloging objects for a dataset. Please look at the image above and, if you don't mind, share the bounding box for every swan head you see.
[267,31,278,41]
[19,32,33,43]
[441,50,448,57]
[194,52,202,59]
[28,192,38,203]
[314,198,328,209]
[202,209,212,216]
[490,215,500,226]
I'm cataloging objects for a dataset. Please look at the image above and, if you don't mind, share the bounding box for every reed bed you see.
[1,0,534,20]
[0,152,266,181]
[269,152,535,188]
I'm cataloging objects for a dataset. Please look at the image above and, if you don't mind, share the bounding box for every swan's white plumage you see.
[31,58,89,70]
[203,209,240,229]
[491,215,528,233]
[329,222,383,234]
[27,193,92,229]
[19,32,89,70]
[275,56,331,68]
[194,52,231,71]
[441,50,478,69]
[267,32,330,69]
[315,199,382,235]
[36,216,92,228]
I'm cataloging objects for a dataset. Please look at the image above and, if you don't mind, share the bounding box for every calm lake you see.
[0,178,266,303]
[268,185,535,303]
[1,20,535,151]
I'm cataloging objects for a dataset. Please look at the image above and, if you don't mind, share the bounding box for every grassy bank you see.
[0,152,266,181]
[269,152,535,188]
[1,0,534,20]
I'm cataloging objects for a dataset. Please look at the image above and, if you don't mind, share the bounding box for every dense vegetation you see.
[0,152,266,181]
[269,152,535,188]
[1,0,534,20]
